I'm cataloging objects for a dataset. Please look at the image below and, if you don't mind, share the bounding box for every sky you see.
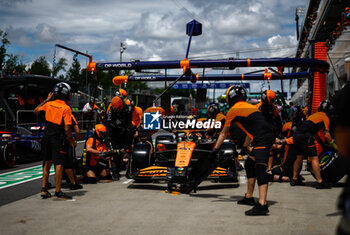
[0,0,308,96]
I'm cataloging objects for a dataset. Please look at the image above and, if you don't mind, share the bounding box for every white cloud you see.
[36,23,61,43]
[0,0,305,97]
[5,26,34,47]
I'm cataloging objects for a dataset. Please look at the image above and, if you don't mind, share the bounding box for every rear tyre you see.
[311,149,347,185]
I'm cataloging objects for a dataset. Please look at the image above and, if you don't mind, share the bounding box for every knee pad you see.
[244,157,256,179]
[270,165,283,175]
[99,175,112,180]
[255,163,269,186]
[84,177,99,184]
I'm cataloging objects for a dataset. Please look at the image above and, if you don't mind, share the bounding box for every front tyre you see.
[0,143,16,168]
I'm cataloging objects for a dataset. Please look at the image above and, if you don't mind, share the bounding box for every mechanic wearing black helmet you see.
[34,82,75,200]
[206,103,225,138]
[291,100,337,189]
[213,85,275,216]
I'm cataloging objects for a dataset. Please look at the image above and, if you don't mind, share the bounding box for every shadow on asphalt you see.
[127,184,166,191]
[189,193,277,206]
[189,194,226,199]
[229,195,278,206]
[127,183,239,193]
[66,190,88,197]
[197,183,239,191]
[333,182,346,187]
[326,211,342,217]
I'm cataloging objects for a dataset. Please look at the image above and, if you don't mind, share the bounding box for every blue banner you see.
[171,82,250,89]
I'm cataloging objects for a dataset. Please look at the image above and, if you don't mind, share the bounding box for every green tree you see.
[217,95,226,103]
[30,56,51,76]
[66,57,81,82]
[0,30,10,71]
[4,54,26,74]
[52,57,68,78]
[153,87,196,97]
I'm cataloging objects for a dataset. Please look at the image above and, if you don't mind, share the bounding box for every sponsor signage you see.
[143,113,222,130]
[171,82,250,89]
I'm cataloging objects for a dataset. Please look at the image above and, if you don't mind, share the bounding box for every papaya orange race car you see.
[126,130,239,193]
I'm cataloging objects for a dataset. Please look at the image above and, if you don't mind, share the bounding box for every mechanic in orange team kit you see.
[85,124,112,182]
[206,103,225,137]
[34,82,76,200]
[291,100,337,189]
[213,85,275,216]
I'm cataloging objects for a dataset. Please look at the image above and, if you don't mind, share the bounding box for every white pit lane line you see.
[239,175,247,184]
[122,179,134,184]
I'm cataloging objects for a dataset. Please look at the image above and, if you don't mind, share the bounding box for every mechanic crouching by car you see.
[84,124,113,183]
[215,85,274,216]
[34,82,75,200]
[291,100,336,189]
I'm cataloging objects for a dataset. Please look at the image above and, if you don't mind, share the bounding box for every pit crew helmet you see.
[226,85,247,107]
[282,122,292,136]
[111,96,123,110]
[207,103,220,119]
[53,82,71,101]
[261,90,276,105]
[115,88,127,98]
[318,100,334,117]
[94,124,107,142]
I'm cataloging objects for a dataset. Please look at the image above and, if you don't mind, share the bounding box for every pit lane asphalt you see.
[0,142,85,206]
[0,132,345,235]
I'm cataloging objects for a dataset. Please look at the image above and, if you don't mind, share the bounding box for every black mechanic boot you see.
[237,195,255,206]
[245,203,269,216]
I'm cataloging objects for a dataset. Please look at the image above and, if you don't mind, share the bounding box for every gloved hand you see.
[99,151,108,159]
[277,139,287,145]
[327,140,338,151]
[209,148,220,162]
[239,147,247,156]
[111,149,125,155]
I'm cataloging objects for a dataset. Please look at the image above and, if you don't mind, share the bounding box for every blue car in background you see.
[0,126,44,168]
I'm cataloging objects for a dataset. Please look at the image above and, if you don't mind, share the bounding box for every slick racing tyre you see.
[311,149,347,184]
[0,143,16,168]
[129,142,152,174]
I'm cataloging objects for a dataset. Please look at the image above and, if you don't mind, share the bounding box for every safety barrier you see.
[16,110,40,128]
[15,110,97,132]
[71,110,98,132]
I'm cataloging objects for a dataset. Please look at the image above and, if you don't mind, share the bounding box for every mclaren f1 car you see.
[126,130,239,193]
